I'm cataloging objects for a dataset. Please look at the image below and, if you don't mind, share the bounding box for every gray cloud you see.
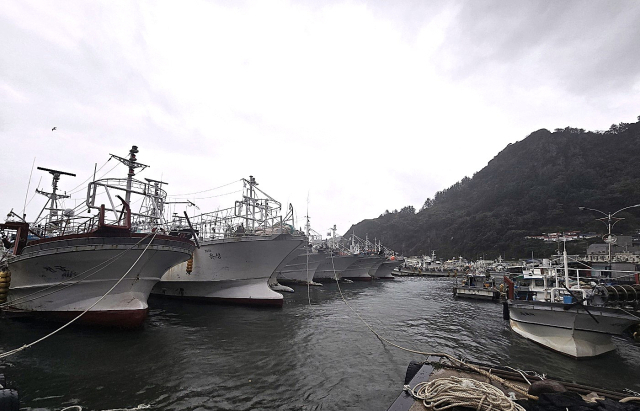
[436,1,640,96]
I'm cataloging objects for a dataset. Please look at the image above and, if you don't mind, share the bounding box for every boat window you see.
[519,280,530,286]
[535,279,544,287]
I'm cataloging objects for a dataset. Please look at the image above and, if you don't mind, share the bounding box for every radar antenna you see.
[34,167,76,224]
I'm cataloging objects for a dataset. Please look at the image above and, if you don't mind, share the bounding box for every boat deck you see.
[388,355,638,411]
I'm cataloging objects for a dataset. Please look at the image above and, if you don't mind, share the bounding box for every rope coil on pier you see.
[407,377,527,411]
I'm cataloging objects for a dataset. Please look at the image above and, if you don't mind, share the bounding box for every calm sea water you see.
[2,277,639,411]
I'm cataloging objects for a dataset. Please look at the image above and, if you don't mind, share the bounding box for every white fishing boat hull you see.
[152,233,303,306]
[313,254,359,282]
[277,252,326,285]
[371,259,402,279]
[341,255,384,281]
[268,238,310,291]
[5,234,194,328]
[508,301,640,358]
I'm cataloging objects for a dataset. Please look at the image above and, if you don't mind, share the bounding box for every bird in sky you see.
[52,127,57,131]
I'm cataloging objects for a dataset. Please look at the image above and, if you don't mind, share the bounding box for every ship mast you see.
[109,146,148,205]
[305,214,311,237]
[329,224,337,249]
[34,167,76,224]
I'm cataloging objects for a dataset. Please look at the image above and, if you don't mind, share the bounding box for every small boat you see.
[390,354,640,411]
[504,251,640,358]
[0,147,196,328]
[452,272,501,300]
[151,176,303,306]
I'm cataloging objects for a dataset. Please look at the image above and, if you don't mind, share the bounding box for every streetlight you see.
[578,204,640,270]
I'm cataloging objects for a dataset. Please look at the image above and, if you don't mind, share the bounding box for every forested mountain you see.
[346,118,640,260]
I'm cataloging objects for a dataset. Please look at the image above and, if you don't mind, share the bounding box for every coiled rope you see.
[407,377,527,411]
[0,232,158,359]
[328,253,538,401]
[60,404,151,411]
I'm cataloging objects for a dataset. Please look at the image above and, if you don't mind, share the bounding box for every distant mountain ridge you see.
[346,118,640,259]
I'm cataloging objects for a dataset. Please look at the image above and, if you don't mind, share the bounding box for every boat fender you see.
[0,269,9,304]
[527,380,567,396]
[0,389,19,411]
[404,361,423,385]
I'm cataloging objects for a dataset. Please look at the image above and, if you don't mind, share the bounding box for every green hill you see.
[346,118,640,260]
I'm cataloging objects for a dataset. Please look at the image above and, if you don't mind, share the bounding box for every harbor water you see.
[2,277,640,410]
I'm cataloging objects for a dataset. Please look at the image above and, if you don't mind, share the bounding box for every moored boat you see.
[152,233,302,306]
[370,256,403,280]
[0,147,195,328]
[453,272,501,300]
[276,247,325,285]
[151,176,303,306]
[504,251,640,358]
[341,254,383,281]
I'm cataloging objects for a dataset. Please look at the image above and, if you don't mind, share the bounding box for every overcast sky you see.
[2,0,639,238]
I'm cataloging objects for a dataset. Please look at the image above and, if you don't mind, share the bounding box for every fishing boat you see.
[452,272,501,300]
[368,240,403,280]
[370,256,402,280]
[275,216,327,286]
[276,246,325,285]
[309,225,358,283]
[504,251,640,358]
[0,147,196,328]
[151,176,303,306]
[339,234,385,282]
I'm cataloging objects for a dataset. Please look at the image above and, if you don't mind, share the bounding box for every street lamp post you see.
[578,204,640,274]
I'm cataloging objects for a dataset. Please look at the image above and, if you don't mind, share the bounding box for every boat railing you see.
[179,208,287,241]
[550,287,589,304]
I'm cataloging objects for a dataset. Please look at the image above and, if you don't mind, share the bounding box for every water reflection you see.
[1,277,639,410]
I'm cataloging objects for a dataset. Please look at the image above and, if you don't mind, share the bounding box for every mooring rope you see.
[328,252,538,400]
[0,232,158,359]
[306,250,312,306]
[407,377,527,411]
[60,404,151,411]
[1,232,155,308]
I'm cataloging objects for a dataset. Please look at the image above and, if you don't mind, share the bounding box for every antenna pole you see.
[109,146,148,205]
[34,167,76,225]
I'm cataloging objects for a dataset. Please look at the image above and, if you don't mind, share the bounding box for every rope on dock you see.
[0,232,158,360]
[406,377,527,411]
[60,404,151,411]
[328,254,539,401]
